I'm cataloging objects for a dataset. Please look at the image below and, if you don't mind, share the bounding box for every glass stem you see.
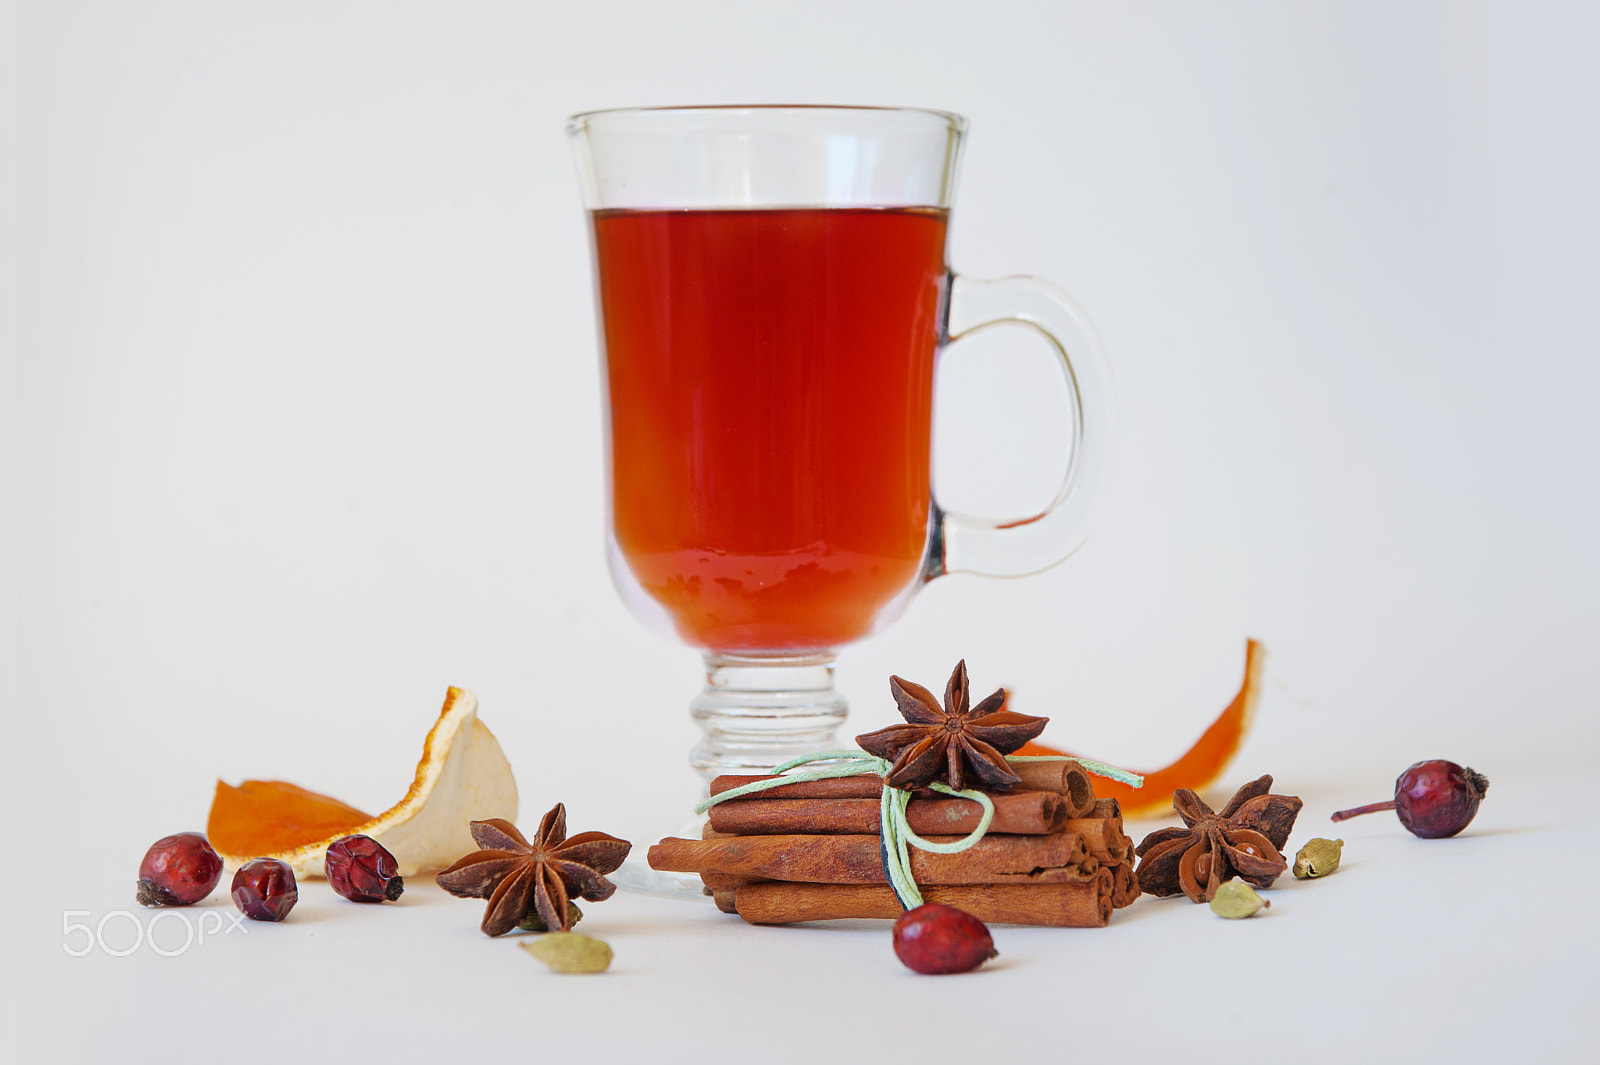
[688,653,849,781]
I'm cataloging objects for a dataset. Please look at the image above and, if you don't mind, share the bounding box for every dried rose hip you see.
[232,858,298,921]
[325,834,404,903]
[136,832,223,907]
[892,903,997,975]
[1331,759,1489,839]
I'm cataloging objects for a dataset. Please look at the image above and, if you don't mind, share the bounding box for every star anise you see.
[1133,775,1303,903]
[435,804,631,937]
[855,660,1049,792]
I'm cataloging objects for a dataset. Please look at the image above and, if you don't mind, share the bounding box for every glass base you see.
[611,812,713,900]
[617,652,850,901]
[688,652,849,778]
[611,855,713,900]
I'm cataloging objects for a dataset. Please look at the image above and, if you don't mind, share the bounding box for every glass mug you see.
[568,105,1114,784]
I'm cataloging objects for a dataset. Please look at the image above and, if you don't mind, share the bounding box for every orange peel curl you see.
[208,687,518,878]
[1015,639,1264,818]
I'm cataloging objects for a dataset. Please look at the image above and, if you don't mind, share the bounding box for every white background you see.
[4,2,1597,1062]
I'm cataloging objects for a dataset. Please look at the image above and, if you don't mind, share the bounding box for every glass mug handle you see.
[928,274,1118,579]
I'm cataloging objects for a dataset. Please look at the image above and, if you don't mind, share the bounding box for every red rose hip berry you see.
[1331,759,1489,839]
[325,834,404,903]
[136,832,223,907]
[892,903,997,975]
[232,858,298,921]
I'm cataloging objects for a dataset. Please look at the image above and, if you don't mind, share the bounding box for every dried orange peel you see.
[1015,639,1264,818]
[208,687,518,878]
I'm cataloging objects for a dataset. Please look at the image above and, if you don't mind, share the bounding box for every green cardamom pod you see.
[1209,878,1270,919]
[1293,838,1344,879]
[522,932,613,973]
[517,901,583,933]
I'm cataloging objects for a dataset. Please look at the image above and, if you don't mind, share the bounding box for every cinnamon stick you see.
[710,775,885,800]
[699,871,760,893]
[707,791,1066,836]
[1011,760,1096,815]
[1110,861,1141,908]
[1062,815,1134,866]
[708,759,1095,817]
[732,868,1115,927]
[650,832,1096,885]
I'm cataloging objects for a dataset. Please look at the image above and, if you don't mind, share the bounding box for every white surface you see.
[5,1,1598,1061]
[21,767,1600,1064]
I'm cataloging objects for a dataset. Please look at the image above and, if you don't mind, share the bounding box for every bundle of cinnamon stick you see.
[648,759,1141,927]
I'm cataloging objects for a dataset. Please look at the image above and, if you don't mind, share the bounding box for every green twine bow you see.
[696,752,1143,910]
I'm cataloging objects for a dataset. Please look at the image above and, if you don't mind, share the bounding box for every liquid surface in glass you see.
[594,206,948,652]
